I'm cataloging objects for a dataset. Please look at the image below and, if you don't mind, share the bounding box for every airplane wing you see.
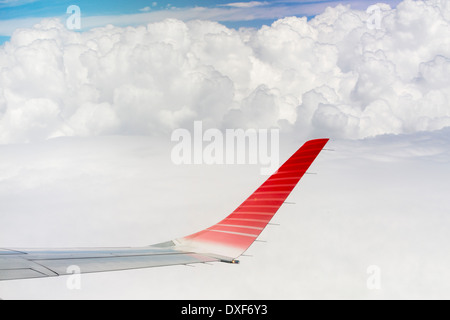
[0,138,329,281]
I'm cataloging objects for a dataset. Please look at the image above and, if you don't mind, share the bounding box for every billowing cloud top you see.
[0,0,449,144]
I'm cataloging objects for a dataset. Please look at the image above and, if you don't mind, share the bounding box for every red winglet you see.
[177,139,329,259]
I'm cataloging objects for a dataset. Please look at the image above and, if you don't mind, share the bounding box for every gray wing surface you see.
[0,246,218,281]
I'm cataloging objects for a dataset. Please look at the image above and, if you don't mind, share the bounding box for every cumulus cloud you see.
[0,0,450,144]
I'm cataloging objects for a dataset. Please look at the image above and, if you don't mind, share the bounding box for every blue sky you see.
[0,0,401,44]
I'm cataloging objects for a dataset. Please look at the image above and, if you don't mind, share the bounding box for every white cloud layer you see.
[0,129,449,299]
[0,0,449,144]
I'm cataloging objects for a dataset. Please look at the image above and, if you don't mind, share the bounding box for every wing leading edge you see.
[0,138,328,281]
